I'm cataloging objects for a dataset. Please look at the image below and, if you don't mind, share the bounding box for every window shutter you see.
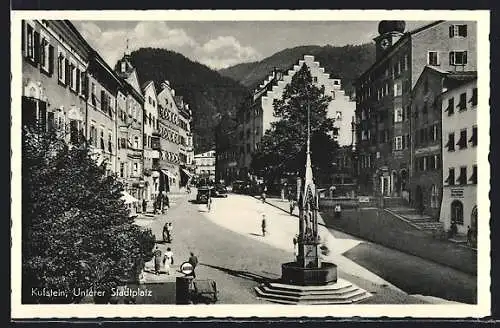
[64,59,70,85]
[76,68,80,94]
[463,51,468,65]
[101,90,105,111]
[84,73,89,98]
[48,45,54,76]
[449,52,454,65]
[22,21,25,55]
[449,25,454,37]
[33,31,40,64]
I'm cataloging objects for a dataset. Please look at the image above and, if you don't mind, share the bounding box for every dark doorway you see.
[415,185,424,214]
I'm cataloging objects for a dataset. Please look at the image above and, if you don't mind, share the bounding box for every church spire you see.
[125,38,130,56]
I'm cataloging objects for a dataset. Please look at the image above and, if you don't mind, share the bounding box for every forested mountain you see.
[125,48,250,153]
[219,43,376,96]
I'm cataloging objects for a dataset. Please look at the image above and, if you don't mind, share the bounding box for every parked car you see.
[213,184,228,198]
[196,187,211,204]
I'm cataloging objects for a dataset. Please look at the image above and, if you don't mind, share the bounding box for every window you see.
[79,70,86,97]
[313,77,318,83]
[446,97,455,115]
[58,53,66,83]
[446,168,455,186]
[457,166,467,185]
[428,51,439,66]
[133,163,138,175]
[428,155,435,171]
[70,63,77,91]
[134,136,139,149]
[434,154,441,170]
[108,132,112,153]
[120,163,125,178]
[40,37,53,73]
[470,126,477,146]
[446,132,455,152]
[26,24,35,61]
[394,107,403,123]
[458,92,467,111]
[394,136,403,150]
[457,129,467,149]
[121,62,126,73]
[471,88,478,106]
[385,83,389,96]
[431,124,439,142]
[470,165,477,184]
[70,120,80,145]
[99,129,105,150]
[449,24,468,38]
[246,143,250,152]
[449,51,468,66]
[393,81,402,96]
[336,111,342,121]
[404,55,409,71]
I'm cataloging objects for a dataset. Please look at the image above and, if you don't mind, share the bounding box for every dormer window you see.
[121,61,126,73]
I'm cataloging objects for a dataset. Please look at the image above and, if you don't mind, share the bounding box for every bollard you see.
[176,276,194,304]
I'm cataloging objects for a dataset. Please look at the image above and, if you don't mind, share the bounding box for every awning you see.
[161,169,176,179]
[121,191,139,204]
[181,168,193,178]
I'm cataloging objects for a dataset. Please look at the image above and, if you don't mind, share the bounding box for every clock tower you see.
[374,20,406,60]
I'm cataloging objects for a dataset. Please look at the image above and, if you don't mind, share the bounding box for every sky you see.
[73,20,432,70]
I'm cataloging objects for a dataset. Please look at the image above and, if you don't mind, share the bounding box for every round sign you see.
[180,262,194,275]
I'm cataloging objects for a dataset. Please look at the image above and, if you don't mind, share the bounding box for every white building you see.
[194,150,216,183]
[260,55,355,146]
[440,74,477,234]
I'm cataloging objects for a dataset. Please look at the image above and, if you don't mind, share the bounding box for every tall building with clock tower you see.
[355,20,477,209]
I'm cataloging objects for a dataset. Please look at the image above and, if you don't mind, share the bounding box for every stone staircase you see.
[254,279,372,305]
[386,206,444,234]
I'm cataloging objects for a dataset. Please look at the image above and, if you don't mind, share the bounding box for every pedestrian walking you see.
[163,222,172,243]
[142,199,147,213]
[163,247,174,275]
[293,234,298,258]
[261,214,267,237]
[153,246,163,275]
[207,192,212,212]
[289,197,295,215]
[261,185,267,203]
[188,252,199,279]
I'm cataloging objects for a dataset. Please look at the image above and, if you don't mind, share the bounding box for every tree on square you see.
[251,63,338,185]
[22,124,155,304]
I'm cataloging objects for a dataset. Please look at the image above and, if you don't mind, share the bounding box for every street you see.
[137,191,475,304]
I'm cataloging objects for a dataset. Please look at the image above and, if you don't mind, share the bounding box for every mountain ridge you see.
[219,43,376,96]
[124,47,250,153]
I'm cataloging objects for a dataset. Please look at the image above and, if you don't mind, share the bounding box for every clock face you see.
[380,38,391,50]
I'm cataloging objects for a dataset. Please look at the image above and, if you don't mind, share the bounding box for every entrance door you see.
[415,185,424,213]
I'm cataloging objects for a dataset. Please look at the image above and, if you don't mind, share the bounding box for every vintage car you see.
[213,184,228,198]
[196,187,212,204]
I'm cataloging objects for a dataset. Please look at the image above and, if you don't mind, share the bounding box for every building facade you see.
[86,52,121,175]
[115,52,146,202]
[175,96,195,186]
[355,20,477,197]
[440,76,477,234]
[156,81,182,193]
[22,20,89,146]
[228,56,355,182]
[141,81,160,203]
[194,150,216,184]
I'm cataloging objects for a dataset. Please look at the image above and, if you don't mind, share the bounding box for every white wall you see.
[440,79,477,233]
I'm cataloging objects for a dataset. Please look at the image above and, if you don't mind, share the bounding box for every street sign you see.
[180,262,194,275]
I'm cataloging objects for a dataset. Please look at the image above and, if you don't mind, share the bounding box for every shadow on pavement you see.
[249,233,263,237]
[200,263,279,284]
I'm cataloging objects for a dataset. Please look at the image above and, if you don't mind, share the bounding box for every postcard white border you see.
[11,9,490,319]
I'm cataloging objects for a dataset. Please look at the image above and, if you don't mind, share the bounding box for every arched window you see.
[451,200,464,225]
